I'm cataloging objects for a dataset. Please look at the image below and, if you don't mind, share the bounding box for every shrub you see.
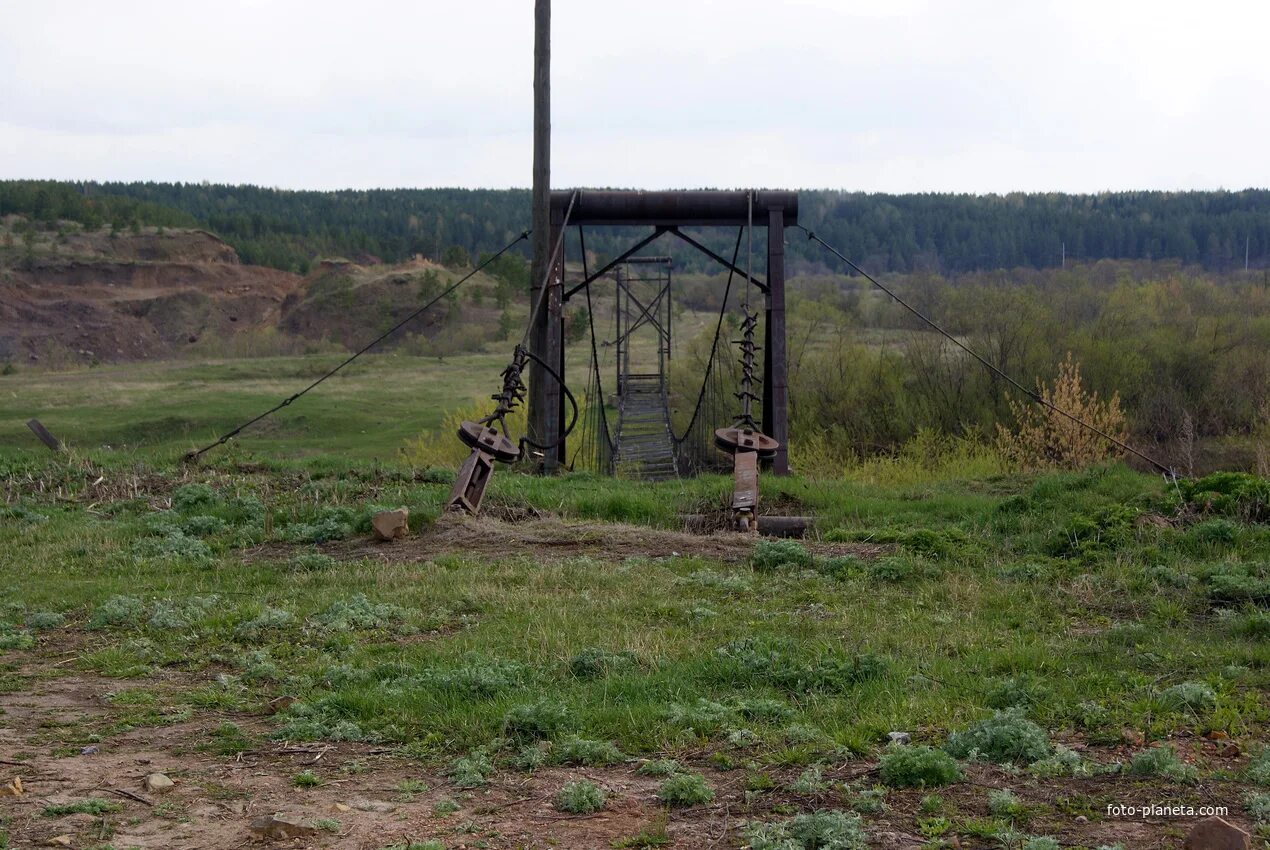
[234,607,294,639]
[288,552,338,571]
[1028,745,1092,778]
[849,786,887,815]
[313,594,412,631]
[555,780,605,814]
[944,710,1050,764]
[503,699,571,741]
[292,770,322,788]
[1178,472,1269,523]
[1230,611,1270,639]
[448,748,494,788]
[1244,791,1270,822]
[712,637,887,694]
[745,810,867,850]
[1245,747,1270,786]
[25,611,65,630]
[996,354,1128,471]
[751,540,814,572]
[665,699,735,735]
[552,737,625,766]
[88,595,147,629]
[172,483,218,511]
[1157,681,1217,712]
[513,742,550,771]
[878,745,962,788]
[1125,746,1197,783]
[568,647,637,679]
[867,556,918,583]
[1022,838,1059,850]
[0,631,34,650]
[656,773,714,806]
[181,514,228,537]
[789,764,826,794]
[987,789,1024,818]
[131,531,212,562]
[636,759,681,777]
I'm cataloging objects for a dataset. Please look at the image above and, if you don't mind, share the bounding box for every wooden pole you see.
[528,0,554,471]
[764,208,789,474]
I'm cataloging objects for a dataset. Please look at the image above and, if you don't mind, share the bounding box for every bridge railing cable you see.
[184,229,530,462]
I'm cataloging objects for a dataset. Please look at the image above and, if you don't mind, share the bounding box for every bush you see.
[234,607,294,639]
[448,748,494,788]
[288,552,338,571]
[313,594,412,631]
[665,699,735,735]
[88,595,147,629]
[1245,747,1270,786]
[0,630,34,650]
[555,780,605,814]
[752,540,813,572]
[1244,791,1270,822]
[1027,745,1092,778]
[996,354,1128,471]
[25,611,65,630]
[636,759,681,777]
[1125,746,1197,783]
[503,699,571,741]
[172,483,218,511]
[552,737,625,766]
[745,810,868,850]
[789,765,826,794]
[944,710,1050,764]
[878,745,962,788]
[1179,472,1270,523]
[1157,681,1217,712]
[657,773,714,806]
[987,789,1024,818]
[568,647,637,679]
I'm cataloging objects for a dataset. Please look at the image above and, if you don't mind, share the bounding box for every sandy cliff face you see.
[0,230,303,362]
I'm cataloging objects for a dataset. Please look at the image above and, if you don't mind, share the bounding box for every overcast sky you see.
[3,0,1268,193]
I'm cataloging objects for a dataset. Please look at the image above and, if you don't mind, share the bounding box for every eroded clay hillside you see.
[0,225,303,363]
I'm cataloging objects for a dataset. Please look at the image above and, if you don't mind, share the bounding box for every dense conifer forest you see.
[2,180,1267,275]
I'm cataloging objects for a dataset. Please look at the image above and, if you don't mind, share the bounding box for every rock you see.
[47,837,72,847]
[249,813,318,841]
[349,798,397,813]
[1184,816,1251,850]
[332,802,351,813]
[371,508,409,541]
[1205,730,1229,741]
[79,745,99,756]
[887,731,911,745]
[1,776,22,796]
[1075,815,1088,824]
[266,695,297,715]
[145,772,175,793]
[1220,742,1241,758]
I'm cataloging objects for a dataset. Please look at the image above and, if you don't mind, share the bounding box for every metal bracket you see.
[446,449,497,515]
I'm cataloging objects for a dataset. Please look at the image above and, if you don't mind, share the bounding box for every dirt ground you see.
[1,637,1261,850]
[311,512,887,566]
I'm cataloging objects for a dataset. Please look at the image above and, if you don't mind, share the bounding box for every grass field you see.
[1,355,1269,849]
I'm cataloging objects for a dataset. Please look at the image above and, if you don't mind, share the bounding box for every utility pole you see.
[527,0,559,472]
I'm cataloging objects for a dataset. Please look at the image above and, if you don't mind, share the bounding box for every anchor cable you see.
[184,229,530,461]
[797,225,1177,477]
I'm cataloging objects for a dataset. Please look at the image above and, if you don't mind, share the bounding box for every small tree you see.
[441,244,469,269]
[996,353,1128,470]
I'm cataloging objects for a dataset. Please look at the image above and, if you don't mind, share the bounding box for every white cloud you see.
[1,0,1267,191]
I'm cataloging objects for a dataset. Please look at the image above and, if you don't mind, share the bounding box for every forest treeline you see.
[2,180,1268,275]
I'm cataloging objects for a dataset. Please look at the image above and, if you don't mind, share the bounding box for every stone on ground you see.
[249,813,319,840]
[145,772,175,793]
[1184,816,1250,850]
[371,508,409,541]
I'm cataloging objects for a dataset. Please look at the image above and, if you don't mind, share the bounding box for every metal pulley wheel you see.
[457,421,520,463]
[714,426,779,458]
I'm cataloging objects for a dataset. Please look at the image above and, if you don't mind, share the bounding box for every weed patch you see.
[745,810,867,850]
[555,779,605,814]
[879,745,962,788]
[944,710,1050,764]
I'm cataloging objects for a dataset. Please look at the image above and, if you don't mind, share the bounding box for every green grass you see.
[2,355,1269,812]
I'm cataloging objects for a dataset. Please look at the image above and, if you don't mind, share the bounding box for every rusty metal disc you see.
[714,427,779,458]
[457,421,520,463]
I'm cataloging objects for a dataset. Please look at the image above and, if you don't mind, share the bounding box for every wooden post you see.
[527,0,554,470]
[764,208,789,474]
